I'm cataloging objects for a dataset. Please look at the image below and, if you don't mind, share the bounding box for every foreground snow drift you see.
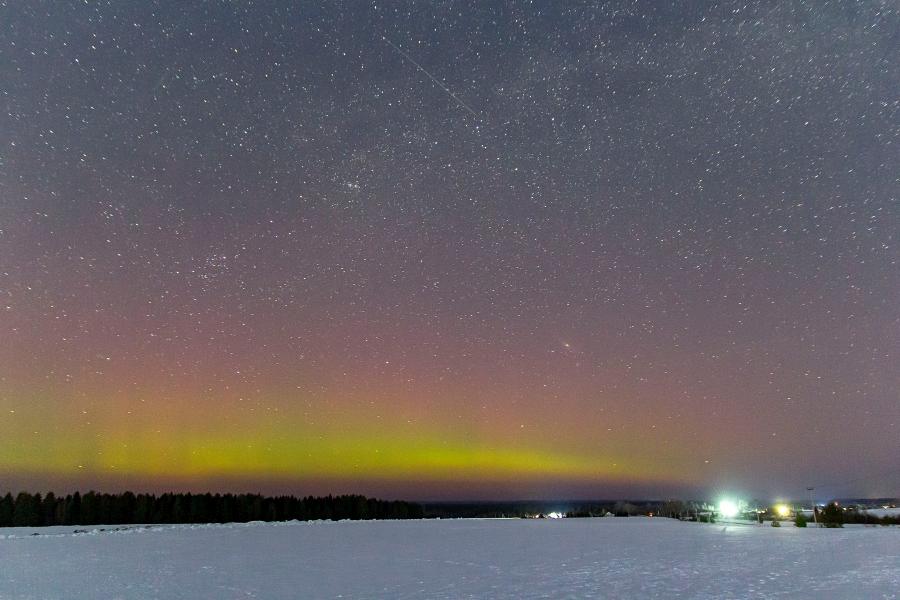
[0,518,897,599]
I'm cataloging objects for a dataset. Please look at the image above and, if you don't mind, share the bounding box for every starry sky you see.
[1,1,897,501]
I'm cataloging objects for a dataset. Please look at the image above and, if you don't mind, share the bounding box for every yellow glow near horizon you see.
[0,378,703,491]
[0,405,684,486]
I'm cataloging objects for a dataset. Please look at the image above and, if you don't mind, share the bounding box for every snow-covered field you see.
[1,518,898,599]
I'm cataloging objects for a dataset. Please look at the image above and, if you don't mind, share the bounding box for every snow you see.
[0,518,898,599]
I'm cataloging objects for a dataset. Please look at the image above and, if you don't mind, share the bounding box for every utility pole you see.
[807,487,818,527]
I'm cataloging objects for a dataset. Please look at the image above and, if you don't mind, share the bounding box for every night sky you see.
[1,1,897,501]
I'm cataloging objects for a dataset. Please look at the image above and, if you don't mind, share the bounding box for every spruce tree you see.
[821,502,844,528]
[42,492,57,526]
[13,492,41,527]
[0,493,14,527]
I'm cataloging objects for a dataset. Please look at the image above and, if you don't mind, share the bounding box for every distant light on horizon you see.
[718,500,740,519]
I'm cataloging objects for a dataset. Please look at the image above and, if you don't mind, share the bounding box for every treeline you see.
[841,512,900,526]
[422,500,661,519]
[0,491,424,527]
[423,502,560,519]
[817,503,900,527]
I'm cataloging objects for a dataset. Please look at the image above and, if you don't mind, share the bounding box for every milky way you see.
[0,1,897,500]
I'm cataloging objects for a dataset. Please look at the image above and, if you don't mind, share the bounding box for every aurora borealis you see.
[1,2,897,500]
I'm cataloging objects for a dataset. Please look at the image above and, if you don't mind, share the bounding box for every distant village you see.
[504,499,900,527]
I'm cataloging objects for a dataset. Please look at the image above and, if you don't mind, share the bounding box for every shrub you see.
[794,512,807,527]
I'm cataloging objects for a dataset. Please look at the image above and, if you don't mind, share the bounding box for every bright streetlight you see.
[718,499,739,518]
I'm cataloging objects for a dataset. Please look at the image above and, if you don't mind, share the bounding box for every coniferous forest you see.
[0,491,424,527]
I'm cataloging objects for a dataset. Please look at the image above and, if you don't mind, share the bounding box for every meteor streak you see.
[382,35,480,119]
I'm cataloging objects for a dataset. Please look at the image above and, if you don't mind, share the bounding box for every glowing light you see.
[547,512,563,519]
[718,499,739,518]
[774,504,791,518]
